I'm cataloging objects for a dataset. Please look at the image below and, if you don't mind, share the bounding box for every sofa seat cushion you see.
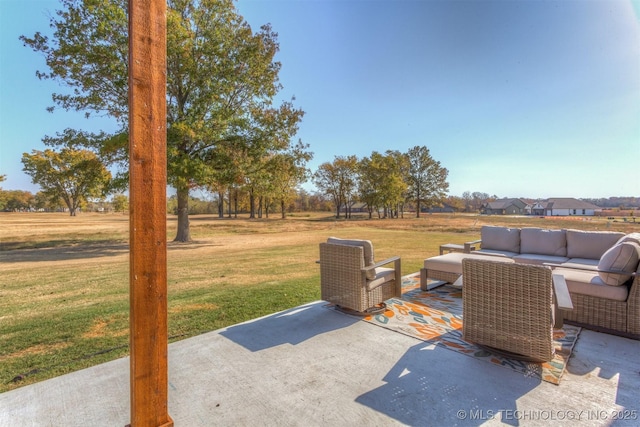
[366,267,396,291]
[512,253,569,265]
[520,227,567,256]
[480,225,520,253]
[597,242,640,286]
[566,229,625,259]
[561,258,599,270]
[554,268,629,301]
[425,252,513,275]
[473,249,519,258]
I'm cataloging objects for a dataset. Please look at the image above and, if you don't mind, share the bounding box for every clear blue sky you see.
[1,0,639,199]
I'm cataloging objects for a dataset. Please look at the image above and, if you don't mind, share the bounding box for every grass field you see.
[1,211,637,392]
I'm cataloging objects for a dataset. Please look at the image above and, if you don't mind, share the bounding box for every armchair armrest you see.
[363,256,402,277]
[365,255,401,270]
[552,274,573,310]
[464,239,481,253]
[551,273,573,328]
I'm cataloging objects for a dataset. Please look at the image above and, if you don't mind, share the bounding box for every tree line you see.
[313,146,449,219]
[13,0,454,228]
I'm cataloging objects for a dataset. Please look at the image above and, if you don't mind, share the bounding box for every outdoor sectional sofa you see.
[421,226,640,339]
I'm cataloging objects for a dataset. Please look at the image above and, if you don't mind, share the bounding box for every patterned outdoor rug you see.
[363,273,581,385]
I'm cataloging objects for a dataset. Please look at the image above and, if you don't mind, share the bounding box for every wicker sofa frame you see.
[559,268,640,339]
[424,256,640,340]
[425,261,640,339]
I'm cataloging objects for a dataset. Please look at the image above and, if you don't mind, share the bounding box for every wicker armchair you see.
[319,238,401,314]
[462,258,572,362]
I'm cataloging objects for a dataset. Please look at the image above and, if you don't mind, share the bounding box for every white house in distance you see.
[543,198,602,216]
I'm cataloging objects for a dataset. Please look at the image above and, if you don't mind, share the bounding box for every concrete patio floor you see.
[1,300,638,426]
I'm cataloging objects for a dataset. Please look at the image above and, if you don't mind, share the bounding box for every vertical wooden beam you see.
[128,0,173,426]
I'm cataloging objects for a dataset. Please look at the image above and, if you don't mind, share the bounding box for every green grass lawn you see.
[0,211,637,392]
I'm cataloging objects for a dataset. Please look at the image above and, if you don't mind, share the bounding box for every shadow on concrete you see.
[356,333,540,426]
[220,302,359,351]
[565,330,639,423]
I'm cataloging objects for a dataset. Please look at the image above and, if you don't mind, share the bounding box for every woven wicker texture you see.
[560,271,639,339]
[425,269,460,285]
[462,259,554,362]
[319,242,400,313]
[430,261,639,340]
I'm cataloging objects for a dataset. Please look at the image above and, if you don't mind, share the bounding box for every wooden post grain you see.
[128,0,172,425]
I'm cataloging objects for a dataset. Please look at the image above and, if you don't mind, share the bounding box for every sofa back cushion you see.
[327,237,375,279]
[566,229,625,259]
[520,227,567,256]
[480,226,520,253]
[598,242,640,286]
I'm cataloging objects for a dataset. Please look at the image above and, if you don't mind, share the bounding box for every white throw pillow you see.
[597,242,640,286]
[616,232,640,247]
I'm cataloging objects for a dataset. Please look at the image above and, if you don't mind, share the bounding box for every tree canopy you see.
[406,145,449,217]
[313,156,358,219]
[21,148,111,216]
[21,0,308,239]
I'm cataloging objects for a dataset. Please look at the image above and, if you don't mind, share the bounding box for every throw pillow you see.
[598,242,640,286]
[616,232,640,247]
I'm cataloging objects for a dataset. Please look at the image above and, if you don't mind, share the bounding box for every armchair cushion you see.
[481,225,520,253]
[597,242,640,286]
[366,267,396,291]
[327,237,376,279]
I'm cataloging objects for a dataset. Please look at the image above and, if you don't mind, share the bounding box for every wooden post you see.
[128,0,173,425]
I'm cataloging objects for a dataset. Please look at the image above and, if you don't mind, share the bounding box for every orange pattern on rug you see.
[363,273,581,385]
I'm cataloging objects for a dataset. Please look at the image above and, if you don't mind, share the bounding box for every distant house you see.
[480,198,527,215]
[543,198,601,216]
[341,202,368,213]
[530,201,546,216]
[422,203,455,213]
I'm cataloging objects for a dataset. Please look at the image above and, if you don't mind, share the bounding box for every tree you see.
[357,156,381,219]
[268,140,313,218]
[405,146,449,217]
[445,195,465,212]
[21,0,304,241]
[0,190,35,212]
[112,194,128,213]
[313,156,358,219]
[357,151,407,219]
[380,150,409,218]
[21,148,111,216]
